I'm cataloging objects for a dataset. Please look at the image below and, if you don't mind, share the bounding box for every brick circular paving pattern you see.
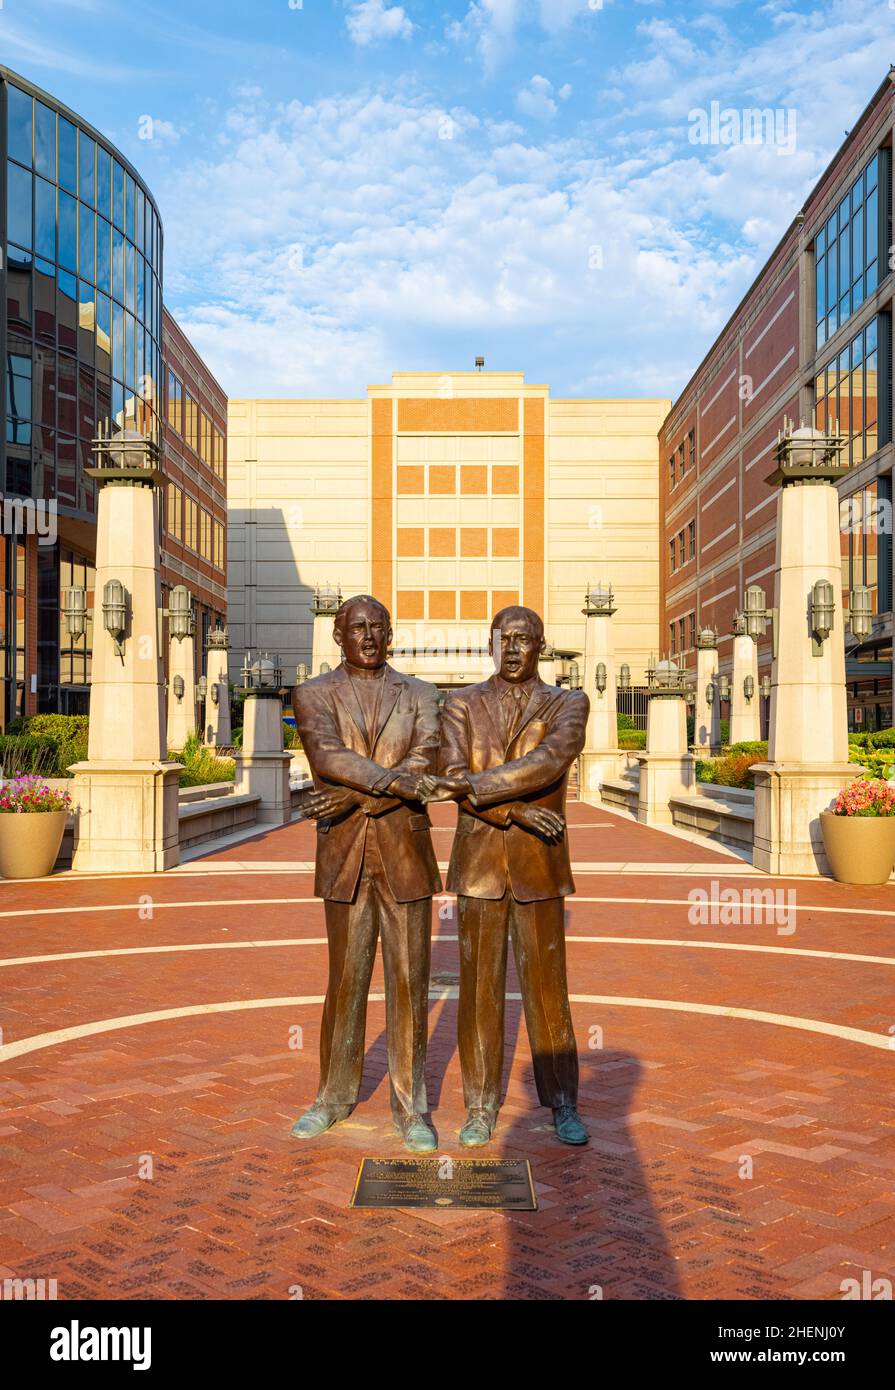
[1,803,894,1300]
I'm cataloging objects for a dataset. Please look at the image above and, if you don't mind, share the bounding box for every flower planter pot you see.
[0,809,67,879]
[820,809,895,886]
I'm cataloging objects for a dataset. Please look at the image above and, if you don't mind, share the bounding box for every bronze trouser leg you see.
[317,881,379,1110]
[457,893,511,1114]
[509,896,579,1109]
[377,889,432,1122]
[318,828,431,1120]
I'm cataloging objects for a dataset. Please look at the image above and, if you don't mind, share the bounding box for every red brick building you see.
[661,71,893,733]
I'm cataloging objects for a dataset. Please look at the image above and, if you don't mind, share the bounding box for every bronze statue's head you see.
[491,606,545,684]
[334,594,392,671]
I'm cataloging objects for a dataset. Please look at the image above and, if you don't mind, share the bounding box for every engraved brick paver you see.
[0,802,893,1300]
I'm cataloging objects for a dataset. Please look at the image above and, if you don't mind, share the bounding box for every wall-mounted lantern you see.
[849,585,873,642]
[172,674,185,703]
[102,578,127,659]
[295,662,309,685]
[743,584,779,658]
[618,663,631,692]
[595,661,608,696]
[744,674,755,702]
[810,578,835,655]
[718,675,730,703]
[63,587,88,641]
[165,584,195,642]
[210,682,220,706]
[197,675,207,702]
[760,675,772,701]
[568,661,581,690]
[319,661,332,675]
[705,680,716,706]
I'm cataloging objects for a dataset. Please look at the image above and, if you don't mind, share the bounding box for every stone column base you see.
[579,749,625,793]
[68,761,183,873]
[636,752,696,826]
[235,750,293,825]
[752,762,863,877]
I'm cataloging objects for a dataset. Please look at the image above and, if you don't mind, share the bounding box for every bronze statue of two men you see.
[290,594,589,1154]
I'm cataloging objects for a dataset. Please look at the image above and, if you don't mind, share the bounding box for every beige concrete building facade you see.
[227,373,668,689]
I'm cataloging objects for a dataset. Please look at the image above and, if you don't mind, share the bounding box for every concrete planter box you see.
[0,809,68,879]
[820,810,895,886]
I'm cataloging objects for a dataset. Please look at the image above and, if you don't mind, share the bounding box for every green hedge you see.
[0,733,60,776]
[619,730,646,750]
[4,715,89,777]
[728,740,768,757]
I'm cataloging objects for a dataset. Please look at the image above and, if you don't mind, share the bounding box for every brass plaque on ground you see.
[350,1157,537,1210]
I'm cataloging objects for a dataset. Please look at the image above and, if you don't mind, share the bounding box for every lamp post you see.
[204,621,231,747]
[165,584,198,752]
[637,658,696,826]
[235,650,291,826]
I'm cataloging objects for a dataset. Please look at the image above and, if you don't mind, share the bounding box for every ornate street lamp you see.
[241,651,283,693]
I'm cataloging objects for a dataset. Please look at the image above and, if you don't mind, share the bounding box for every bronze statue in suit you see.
[421,606,589,1147]
[291,595,441,1153]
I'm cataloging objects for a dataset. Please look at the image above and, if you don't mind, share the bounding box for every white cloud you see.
[516,75,560,121]
[346,0,413,47]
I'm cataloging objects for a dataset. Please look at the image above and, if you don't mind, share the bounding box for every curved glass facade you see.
[3,73,163,514]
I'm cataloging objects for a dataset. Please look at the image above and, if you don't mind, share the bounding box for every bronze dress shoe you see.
[290,1101,350,1139]
[459,1108,495,1147]
[553,1104,588,1146]
[395,1113,437,1153]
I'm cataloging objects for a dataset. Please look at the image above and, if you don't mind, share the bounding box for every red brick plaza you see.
[1,802,893,1302]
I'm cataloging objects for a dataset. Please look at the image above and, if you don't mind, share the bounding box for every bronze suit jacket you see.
[293,664,443,905]
[439,676,589,903]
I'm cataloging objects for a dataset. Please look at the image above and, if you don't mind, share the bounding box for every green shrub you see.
[867,727,895,749]
[697,753,763,789]
[852,752,895,781]
[0,733,60,777]
[728,740,768,757]
[618,730,646,750]
[617,713,636,731]
[720,719,730,744]
[10,714,89,776]
[170,732,235,787]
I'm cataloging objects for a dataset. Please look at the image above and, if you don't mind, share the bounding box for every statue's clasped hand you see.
[419,775,471,803]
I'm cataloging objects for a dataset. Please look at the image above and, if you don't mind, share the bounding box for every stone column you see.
[69,429,182,873]
[311,584,342,676]
[203,623,232,747]
[693,627,721,754]
[752,424,860,875]
[235,658,292,825]
[729,613,761,745]
[166,593,197,752]
[637,664,696,825]
[580,585,621,793]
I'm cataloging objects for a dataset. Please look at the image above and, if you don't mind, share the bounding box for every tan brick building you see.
[227,373,668,689]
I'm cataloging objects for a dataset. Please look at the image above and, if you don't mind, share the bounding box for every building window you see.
[677,441,685,480]
[184,390,199,453]
[815,149,889,349]
[688,429,695,472]
[669,537,676,573]
[815,314,889,467]
[166,483,182,541]
[670,623,677,656]
[689,613,697,649]
[678,617,686,654]
[841,477,892,623]
[688,520,696,559]
[669,454,676,489]
[677,529,686,565]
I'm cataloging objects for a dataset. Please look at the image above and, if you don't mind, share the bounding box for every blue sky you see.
[2,0,892,398]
